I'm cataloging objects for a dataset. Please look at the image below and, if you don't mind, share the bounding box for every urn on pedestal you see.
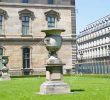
[39,29,71,94]
[1,56,11,80]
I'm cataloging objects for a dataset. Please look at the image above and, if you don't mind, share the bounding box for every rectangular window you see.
[22,16,29,35]
[0,48,3,70]
[48,16,55,28]
[0,15,3,34]
[48,0,53,4]
[0,48,3,55]
[23,48,30,68]
[22,0,28,3]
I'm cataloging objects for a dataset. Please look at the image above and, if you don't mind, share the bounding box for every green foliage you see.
[0,75,110,100]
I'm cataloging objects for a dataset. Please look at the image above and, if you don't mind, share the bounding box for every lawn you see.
[0,75,110,100]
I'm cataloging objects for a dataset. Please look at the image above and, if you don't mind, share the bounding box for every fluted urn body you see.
[42,29,65,64]
[42,29,65,54]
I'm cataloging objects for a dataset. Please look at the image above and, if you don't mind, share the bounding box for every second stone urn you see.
[39,29,70,94]
[1,56,11,80]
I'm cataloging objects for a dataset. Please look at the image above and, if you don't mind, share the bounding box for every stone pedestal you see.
[1,73,11,80]
[0,66,11,81]
[40,81,70,94]
[39,64,70,94]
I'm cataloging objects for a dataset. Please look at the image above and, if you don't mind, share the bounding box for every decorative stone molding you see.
[0,3,74,9]
[18,9,35,20]
[0,8,8,19]
[44,10,60,21]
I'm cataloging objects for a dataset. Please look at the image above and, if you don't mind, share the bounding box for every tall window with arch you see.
[22,47,30,68]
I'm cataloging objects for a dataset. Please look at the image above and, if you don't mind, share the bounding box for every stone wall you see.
[0,3,76,75]
[0,40,72,75]
[0,5,73,37]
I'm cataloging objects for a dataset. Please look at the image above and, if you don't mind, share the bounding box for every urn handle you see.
[44,38,50,45]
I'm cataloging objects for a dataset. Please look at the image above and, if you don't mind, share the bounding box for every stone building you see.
[0,0,76,75]
[76,14,110,74]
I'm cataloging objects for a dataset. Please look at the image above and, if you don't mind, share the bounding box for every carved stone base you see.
[39,81,70,94]
[0,73,11,81]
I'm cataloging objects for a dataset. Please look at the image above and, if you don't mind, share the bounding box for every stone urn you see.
[43,29,64,64]
[1,56,11,80]
[39,29,70,94]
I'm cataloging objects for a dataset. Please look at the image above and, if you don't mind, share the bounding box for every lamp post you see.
[0,56,11,80]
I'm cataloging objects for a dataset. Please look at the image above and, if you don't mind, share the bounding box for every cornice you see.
[0,2,75,9]
[0,36,75,42]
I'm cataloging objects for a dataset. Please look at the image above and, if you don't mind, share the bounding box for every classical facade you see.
[0,0,76,75]
[76,14,110,74]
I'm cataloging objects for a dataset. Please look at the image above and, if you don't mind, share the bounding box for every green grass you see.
[0,75,110,100]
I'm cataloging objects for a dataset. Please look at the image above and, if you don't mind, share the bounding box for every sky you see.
[76,0,110,34]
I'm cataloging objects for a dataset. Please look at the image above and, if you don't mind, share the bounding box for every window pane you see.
[22,0,28,3]
[0,48,3,55]
[26,16,29,21]
[52,23,55,27]
[0,15,2,21]
[22,16,25,21]
[48,16,50,20]
[52,17,55,21]
[22,16,29,35]
[25,22,29,27]
[0,15,3,34]
[47,16,55,28]
[48,0,53,4]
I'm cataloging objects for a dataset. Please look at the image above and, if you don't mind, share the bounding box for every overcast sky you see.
[76,0,110,34]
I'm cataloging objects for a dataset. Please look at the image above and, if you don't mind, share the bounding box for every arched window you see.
[22,47,30,68]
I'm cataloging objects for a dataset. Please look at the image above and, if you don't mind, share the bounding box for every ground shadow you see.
[71,89,85,92]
